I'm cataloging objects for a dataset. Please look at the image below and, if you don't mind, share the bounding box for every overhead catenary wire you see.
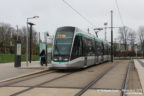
[115,0,125,27]
[62,0,95,28]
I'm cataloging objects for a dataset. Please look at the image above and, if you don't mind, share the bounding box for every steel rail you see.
[75,62,118,96]
[10,72,74,96]
[0,70,55,87]
[8,61,117,96]
[121,61,131,96]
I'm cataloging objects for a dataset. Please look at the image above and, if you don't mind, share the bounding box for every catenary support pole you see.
[111,10,113,62]
[26,19,29,66]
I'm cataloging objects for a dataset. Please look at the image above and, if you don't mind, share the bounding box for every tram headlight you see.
[63,58,68,61]
[53,58,58,61]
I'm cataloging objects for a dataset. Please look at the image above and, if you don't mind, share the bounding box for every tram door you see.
[95,55,98,64]
[84,56,87,67]
[82,37,87,67]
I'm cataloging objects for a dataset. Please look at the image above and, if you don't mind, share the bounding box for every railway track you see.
[0,61,114,96]
[75,61,142,96]
[75,61,129,96]
[0,70,55,87]
[75,62,118,96]
[0,60,142,96]
[121,61,131,96]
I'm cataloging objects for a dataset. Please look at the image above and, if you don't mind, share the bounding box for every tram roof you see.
[56,26,110,46]
[75,27,110,46]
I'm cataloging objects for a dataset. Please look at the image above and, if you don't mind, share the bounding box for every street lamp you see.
[26,16,39,66]
[28,22,35,63]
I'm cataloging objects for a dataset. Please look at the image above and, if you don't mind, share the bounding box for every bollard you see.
[14,41,21,67]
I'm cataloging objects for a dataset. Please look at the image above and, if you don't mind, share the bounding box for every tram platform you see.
[134,59,144,92]
[0,61,51,82]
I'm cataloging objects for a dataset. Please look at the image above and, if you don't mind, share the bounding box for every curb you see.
[134,59,144,92]
[18,67,50,70]
[0,68,52,84]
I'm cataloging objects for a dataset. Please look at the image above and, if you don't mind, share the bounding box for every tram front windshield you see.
[53,27,74,57]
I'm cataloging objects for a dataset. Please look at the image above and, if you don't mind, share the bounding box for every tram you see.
[51,26,111,69]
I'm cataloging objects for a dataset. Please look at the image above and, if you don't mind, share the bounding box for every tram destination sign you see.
[57,34,66,38]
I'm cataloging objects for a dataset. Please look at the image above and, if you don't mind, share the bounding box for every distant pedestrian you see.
[40,49,46,66]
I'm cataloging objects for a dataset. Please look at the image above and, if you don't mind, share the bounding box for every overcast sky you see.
[0,0,144,41]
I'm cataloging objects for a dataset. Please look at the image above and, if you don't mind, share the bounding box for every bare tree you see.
[18,27,27,54]
[118,26,130,51]
[138,26,144,56]
[0,23,14,53]
[128,29,136,51]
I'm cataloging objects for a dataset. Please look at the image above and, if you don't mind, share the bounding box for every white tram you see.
[52,26,111,69]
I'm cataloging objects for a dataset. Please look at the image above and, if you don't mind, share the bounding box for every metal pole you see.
[111,10,113,62]
[136,44,137,58]
[46,39,48,66]
[39,32,40,46]
[28,23,34,63]
[105,26,106,41]
[45,33,48,66]
[104,22,107,41]
[88,28,90,33]
[29,24,32,63]
[26,19,29,66]
[39,32,40,55]
[16,25,19,41]
[26,16,39,66]
[143,41,144,58]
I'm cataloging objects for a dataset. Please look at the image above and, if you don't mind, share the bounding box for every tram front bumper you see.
[51,61,82,69]
[51,61,69,69]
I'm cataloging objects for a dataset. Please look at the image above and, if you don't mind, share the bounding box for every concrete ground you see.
[0,61,50,81]
[0,60,143,96]
[92,61,129,89]
[82,89,121,96]
[19,88,80,96]
[134,59,144,92]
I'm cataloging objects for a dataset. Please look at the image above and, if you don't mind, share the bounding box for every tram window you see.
[96,42,100,56]
[92,40,95,51]
[53,27,74,56]
[104,45,105,55]
[87,39,93,56]
[71,36,82,60]
[104,45,107,55]
[109,47,111,55]
[99,43,103,55]
[107,46,109,55]
[82,37,87,56]
[95,41,98,55]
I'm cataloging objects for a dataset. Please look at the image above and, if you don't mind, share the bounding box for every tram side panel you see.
[70,36,84,68]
